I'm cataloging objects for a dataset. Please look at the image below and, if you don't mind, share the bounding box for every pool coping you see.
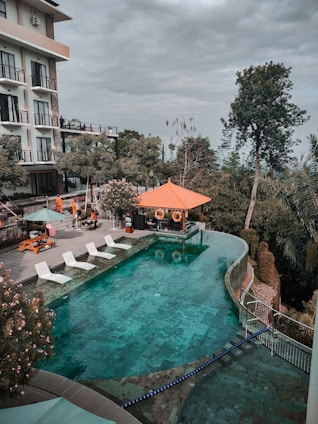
[0,226,249,423]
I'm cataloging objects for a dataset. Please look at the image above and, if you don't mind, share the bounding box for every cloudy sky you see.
[55,0,318,156]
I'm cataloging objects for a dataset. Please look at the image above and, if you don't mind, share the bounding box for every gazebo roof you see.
[137,179,212,210]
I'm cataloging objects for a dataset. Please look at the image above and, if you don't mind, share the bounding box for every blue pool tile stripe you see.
[120,326,269,409]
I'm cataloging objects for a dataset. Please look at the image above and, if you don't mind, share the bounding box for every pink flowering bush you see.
[101,180,137,222]
[0,262,55,400]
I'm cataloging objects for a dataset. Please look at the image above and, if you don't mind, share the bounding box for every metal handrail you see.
[240,288,313,373]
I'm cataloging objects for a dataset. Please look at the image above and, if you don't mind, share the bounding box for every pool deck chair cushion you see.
[104,234,132,250]
[35,261,72,285]
[86,242,116,260]
[62,251,96,271]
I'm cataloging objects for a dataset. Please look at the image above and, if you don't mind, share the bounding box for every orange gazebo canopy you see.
[137,179,212,211]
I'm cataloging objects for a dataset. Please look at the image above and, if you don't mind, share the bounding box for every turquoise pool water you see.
[41,231,246,381]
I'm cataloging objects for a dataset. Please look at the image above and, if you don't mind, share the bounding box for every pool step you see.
[212,330,259,367]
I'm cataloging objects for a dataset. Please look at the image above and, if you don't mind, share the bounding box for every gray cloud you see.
[56,0,318,153]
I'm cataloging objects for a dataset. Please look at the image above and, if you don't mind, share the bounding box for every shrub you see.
[0,263,55,400]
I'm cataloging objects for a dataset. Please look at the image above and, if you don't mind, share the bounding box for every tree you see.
[309,133,318,164]
[282,159,318,272]
[222,62,309,229]
[116,129,142,159]
[0,135,29,193]
[55,133,115,200]
[167,117,216,188]
[129,136,162,190]
[0,263,55,400]
[100,180,137,224]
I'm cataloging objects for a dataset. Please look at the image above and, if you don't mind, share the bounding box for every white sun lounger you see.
[35,261,72,285]
[104,234,132,250]
[62,251,96,271]
[86,242,116,260]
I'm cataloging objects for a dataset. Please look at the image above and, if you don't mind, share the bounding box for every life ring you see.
[155,208,165,220]
[155,249,165,259]
[172,250,182,262]
[172,211,182,222]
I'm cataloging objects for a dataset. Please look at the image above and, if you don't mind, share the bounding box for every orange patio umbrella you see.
[137,179,211,231]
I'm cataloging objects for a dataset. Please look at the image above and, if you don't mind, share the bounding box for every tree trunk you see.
[180,144,188,187]
[244,149,260,229]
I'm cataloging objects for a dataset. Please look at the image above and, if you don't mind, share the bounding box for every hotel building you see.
[0,0,117,196]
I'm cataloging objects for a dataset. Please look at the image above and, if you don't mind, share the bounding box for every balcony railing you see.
[36,150,53,162]
[0,64,25,84]
[16,150,53,163]
[18,150,33,162]
[60,117,117,136]
[34,113,59,128]
[0,109,29,124]
[31,75,57,91]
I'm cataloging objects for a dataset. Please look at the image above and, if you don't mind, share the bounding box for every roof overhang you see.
[23,164,56,173]
[137,179,212,211]
[23,0,72,23]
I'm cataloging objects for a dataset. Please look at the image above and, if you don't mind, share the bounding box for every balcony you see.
[15,150,32,163]
[0,65,26,86]
[60,117,118,137]
[17,150,53,163]
[31,75,57,93]
[0,17,70,62]
[0,109,29,126]
[34,113,59,129]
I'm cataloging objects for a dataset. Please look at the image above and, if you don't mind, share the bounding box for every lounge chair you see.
[62,251,96,271]
[35,261,72,285]
[86,242,116,260]
[104,234,132,250]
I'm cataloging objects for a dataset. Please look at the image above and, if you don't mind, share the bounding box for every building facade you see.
[0,0,118,196]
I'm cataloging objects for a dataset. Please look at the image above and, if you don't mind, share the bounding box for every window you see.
[31,61,47,88]
[0,93,19,122]
[36,137,52,161]
[0,1,6,19]
[0,50,16,80]
[33,100,49,126]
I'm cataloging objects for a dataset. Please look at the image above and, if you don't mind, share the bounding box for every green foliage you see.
[117,129,143,158]
[205,173,249,234]
[0,135,29,191]
[222,62,309,168]
[167,117,217,188]
[55,133,115,184]
[250,234,260,260]
[222,62,309,229]
[255,241,280,286]
[221,151,241,175]
[240,228,257,246]
[0,263,55,400]
[127,136,163,189]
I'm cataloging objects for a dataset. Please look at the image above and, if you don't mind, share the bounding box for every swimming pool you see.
[40,231,246,381]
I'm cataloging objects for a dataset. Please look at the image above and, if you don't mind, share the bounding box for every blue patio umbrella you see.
[0,397,117,424]
[23,208,66,223]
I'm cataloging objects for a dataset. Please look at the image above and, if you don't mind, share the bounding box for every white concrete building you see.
[0,0,118,196]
